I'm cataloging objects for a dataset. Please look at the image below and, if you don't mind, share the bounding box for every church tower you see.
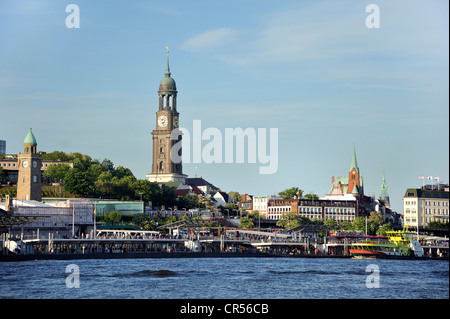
[146,49,187,184]
[17,128,42,201]
[348,144,363,196]
[380,166,390,206]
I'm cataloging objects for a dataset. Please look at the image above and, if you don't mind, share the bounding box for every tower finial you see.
[164,46,171,77]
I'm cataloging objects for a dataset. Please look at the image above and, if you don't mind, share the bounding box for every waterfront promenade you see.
[1,228,448,261]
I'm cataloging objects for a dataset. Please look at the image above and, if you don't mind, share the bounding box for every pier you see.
[1,227,448,261]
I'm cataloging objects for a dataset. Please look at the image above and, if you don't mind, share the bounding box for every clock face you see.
[158,115,168,127]
[22,160,28,168]
[33,161,37,168]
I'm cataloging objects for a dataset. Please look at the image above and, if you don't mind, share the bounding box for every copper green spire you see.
[381,165,389,202]
[349,143,359,173]
[24,128,37,145]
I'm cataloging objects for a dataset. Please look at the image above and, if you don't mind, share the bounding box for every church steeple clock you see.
[146,49,187,184]
[17,128,42,201]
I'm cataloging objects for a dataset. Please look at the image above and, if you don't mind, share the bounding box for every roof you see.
[24,128,37,145]
[404,188,449,199]
[185,177,219,190]
[174,189,190,197]
[214,191,229,203]
[158,219,218,229]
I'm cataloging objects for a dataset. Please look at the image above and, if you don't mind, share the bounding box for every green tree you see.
[64,168,91,195]
[276,212,300,229]
[377,223,393,236]
[107,211,122,224]
[228,191,242,202]
[367,211,384,235]
[352,217,366,233]
[278,187,303,199]
[324,218,337,226]
[239,216,254,229]
[304,193,319,200]
[43,164,71,183]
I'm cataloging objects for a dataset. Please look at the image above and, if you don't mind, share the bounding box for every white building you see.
[403,187,449,227]
[253,195,280,219]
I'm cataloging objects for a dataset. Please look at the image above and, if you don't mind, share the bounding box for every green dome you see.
[159,75,177,92]
[158,53,177,93]
[24,128,37,145]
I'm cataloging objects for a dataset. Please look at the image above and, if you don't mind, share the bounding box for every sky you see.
[0,0,448,212]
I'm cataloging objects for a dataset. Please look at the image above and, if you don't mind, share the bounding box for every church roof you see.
[24,128,37,145]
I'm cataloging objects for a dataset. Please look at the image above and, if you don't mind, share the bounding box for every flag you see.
[434,177,439,181]
[73,205,75,215]
[418,176,424,180]
[427,176,433,180]
[93,208,96,215]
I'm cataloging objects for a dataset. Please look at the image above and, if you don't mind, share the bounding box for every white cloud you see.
[181,28,238,53]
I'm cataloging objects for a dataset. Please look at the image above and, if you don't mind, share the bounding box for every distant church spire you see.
[380,165,390,205]
[349,143,359,173]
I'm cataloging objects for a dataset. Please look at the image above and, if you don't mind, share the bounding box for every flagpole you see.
[94,203,97,239]
[72,202,75,238]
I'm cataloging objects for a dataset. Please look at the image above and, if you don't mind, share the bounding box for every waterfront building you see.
[0,158,73,184]
[238,194,253,213]
[146,50,187,184]
[0,198,94,239]
[266,196,357,222]
[403,186,449,227]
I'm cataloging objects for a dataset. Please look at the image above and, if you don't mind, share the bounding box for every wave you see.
[268,270,338,275]
[112,269,178,278]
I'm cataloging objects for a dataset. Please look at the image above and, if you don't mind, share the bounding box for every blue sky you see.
[0,0,448,212]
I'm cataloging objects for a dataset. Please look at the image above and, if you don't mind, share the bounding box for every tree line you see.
[42,151,177,207]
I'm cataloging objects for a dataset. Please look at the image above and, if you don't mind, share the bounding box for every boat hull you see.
[349,248,411,259]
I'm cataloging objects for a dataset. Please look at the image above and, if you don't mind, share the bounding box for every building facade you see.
[0,140,5,154]
[403,186,449,227]
[266,197,357,222]
[146,50,187,184]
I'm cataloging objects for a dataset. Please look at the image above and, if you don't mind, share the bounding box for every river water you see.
[0,257,448,299]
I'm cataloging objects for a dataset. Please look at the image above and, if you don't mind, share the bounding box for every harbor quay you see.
[1,228,448,261]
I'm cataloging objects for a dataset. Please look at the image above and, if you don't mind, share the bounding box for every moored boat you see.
[349,228,424,259]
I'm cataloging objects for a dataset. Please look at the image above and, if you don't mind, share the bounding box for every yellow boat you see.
[350,228,424,259]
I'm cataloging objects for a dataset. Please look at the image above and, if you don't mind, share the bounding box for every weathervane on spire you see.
[165,46,169,56]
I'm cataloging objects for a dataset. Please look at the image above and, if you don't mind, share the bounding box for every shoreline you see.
[1,252,447,262]
[0,252,351,261]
